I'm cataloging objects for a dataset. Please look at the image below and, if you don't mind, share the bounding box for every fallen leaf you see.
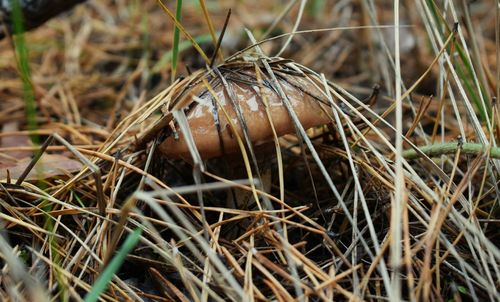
[0,154,83,181]
[1,121,33,158]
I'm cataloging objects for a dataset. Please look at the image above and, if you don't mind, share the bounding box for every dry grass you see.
[0,0,499,301]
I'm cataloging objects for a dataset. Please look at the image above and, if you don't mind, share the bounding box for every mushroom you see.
[158,61,333,159]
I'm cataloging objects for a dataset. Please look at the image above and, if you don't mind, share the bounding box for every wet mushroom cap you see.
[159,70,332,159]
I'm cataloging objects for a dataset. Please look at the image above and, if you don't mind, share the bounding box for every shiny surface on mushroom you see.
[159,69,332,159]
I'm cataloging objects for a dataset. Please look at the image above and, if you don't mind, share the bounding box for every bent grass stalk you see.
[402,142,500,160]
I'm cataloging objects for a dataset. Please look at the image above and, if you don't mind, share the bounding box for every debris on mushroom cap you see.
[158,61,333,159]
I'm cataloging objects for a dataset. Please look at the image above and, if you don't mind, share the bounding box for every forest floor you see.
[0,1,499,301]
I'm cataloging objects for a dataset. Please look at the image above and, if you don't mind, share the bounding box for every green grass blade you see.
[10,0,38,145]
[84,228,143,302]
[307,0,325,17]
[425,0,490,121]
[156,0,210,63]
[171,0,183,83]
[152,33,213,73]
[453,41,490,120]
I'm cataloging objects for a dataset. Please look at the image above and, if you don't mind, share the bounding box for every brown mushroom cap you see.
[159,70,332,159]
